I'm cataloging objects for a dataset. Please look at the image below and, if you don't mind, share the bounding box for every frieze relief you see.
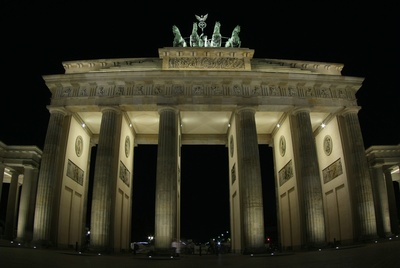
[168,57,245,70]
[66,159,84,186]
[119,161,130,187]
[192,85,205,95]
[96,86,108,96]
[288,86,298,97]
[79,87,89,96]
[115,86,125,95]
[53,82,357,101]
[231,163,236,185]
[211,84,224,95]
[278,159,293,187]
[322,158,343,184]
[173,84,185,95]
[61,87,73,97]
[154,84,165,95]
[133,84,146,95]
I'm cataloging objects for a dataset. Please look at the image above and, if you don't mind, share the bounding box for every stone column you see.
[235,107,265,253]
[154,107,179,254]
[17,167,39,243]
[370,165,391,237]
[338,107,377,240]
[33,108,68,246]
[4,170,20,240]
[290,108,326,247]
[0,163,5,207]
[90,107,122,252]
[384,169,400,235]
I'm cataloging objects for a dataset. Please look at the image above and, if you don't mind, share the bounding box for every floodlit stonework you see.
[1,46,399,254]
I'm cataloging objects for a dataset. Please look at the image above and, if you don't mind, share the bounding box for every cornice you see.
[365,145,400,167]
[60,48,345,76]
[0,143,42,169]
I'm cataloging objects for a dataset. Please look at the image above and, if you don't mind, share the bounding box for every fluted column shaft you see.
[370,166,391,237]
[0,164,5,206]
[338,108,377,240]
[290,108,325,247]
[90,107,122,252]
[17,167,39,242]
[384,169,399,235]
[33,109,67,245]
[154,107,179,252]
[4,170,20,239]
[235,107,265,253]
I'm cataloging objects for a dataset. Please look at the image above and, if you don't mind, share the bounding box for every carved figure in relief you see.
[225,25,241,48]
[172,25,187,47]
[210,21,222,47]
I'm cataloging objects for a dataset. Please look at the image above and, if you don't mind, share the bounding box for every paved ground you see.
[1,238,400,268]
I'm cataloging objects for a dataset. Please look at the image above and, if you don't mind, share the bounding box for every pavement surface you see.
[1,238,400,268]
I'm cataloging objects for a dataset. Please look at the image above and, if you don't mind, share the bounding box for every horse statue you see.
[225,25,241,48]
[210,21,222,47]
[172,25,187,47]
[189,22,202,47]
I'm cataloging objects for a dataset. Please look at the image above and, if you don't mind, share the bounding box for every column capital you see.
[291,106,311,115]
[47,106,69,116]
[338,106,361,116]
[235,106,256,114]
[99,106,121,114]
[157,106,179,114]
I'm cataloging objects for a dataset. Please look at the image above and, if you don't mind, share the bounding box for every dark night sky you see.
[1,2,399,243]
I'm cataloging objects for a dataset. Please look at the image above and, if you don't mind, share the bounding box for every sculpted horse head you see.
[213,21,221,34]
[190,22,201,47]
[225,25,241,48]
[210,21,222,47]
[172,25,187,47]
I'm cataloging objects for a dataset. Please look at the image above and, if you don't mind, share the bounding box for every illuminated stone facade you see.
[2,46,399,254]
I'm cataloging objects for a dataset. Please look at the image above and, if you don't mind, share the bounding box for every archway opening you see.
[180,145,230,244]
[130,144,277,245]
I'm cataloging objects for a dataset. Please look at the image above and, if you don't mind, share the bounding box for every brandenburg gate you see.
[10,18,396,254]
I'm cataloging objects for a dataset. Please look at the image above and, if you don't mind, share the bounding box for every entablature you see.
[44,72,362,109]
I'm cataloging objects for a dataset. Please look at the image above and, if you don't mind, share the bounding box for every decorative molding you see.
[125,136,130,158]
[323,135,333,156]
[75,135,83,157]
[279,135,286,157]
